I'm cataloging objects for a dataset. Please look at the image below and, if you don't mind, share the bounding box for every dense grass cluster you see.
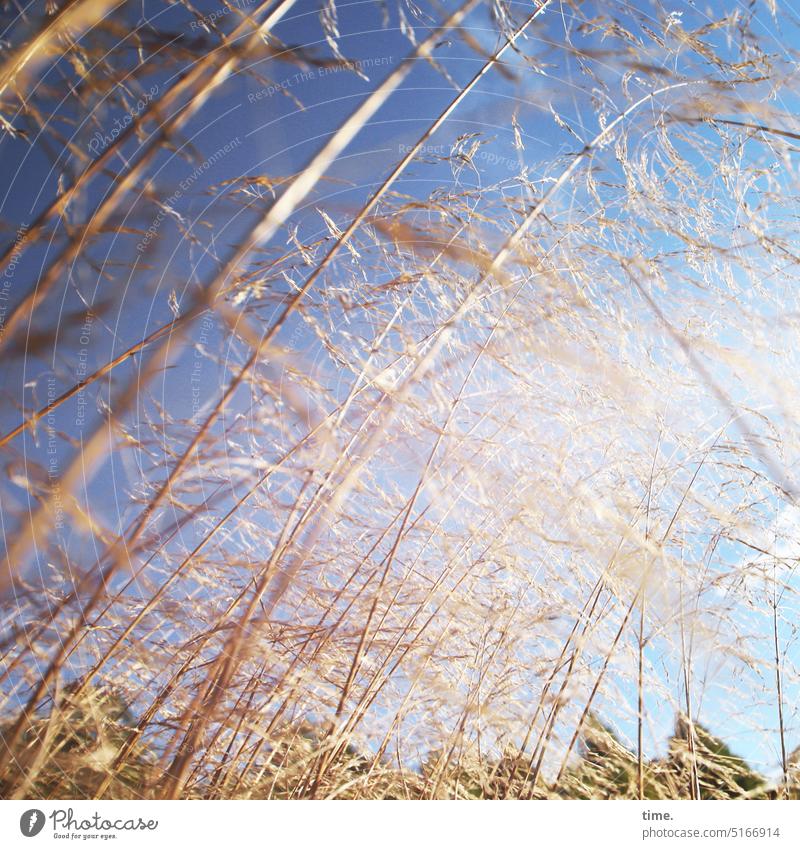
[5,685,798,799]
[2,0,800,800]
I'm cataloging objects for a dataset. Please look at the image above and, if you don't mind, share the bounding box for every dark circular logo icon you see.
[20,809,45,837]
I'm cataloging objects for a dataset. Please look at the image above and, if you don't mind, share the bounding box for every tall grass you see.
[1,0,800,799]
